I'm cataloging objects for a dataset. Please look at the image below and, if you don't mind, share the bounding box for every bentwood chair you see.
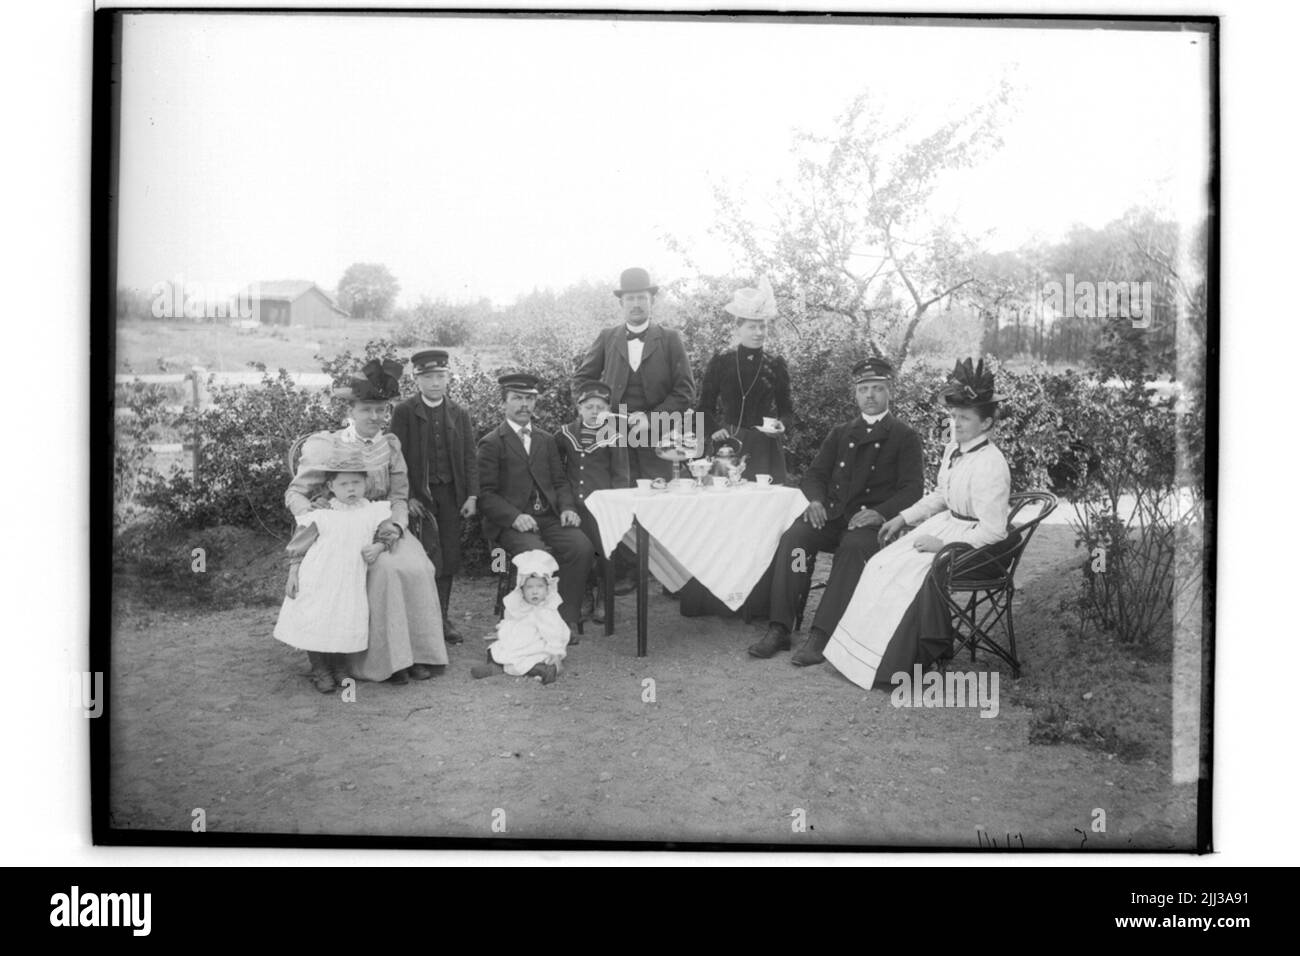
[926,491,1057,678]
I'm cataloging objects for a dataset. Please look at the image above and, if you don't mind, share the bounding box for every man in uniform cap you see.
[477,372,595,634]
[389,348,479,644]
[751,356,924,665]
[573,267,696,482]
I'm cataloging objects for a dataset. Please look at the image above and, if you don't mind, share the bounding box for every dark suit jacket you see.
[573,323,696,414]
[477,420,577,542]
[556,418,631,505]
[389,394,479,509]
[801,412,925,521]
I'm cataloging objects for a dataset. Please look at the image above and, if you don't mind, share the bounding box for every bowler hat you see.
[614,267,659,298]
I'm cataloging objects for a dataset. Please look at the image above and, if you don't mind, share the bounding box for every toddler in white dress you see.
[275,470,393,692]
[472,550,570,685]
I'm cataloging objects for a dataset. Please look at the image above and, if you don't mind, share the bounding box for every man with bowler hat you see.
[574,267,696,483]
[478,372,595,633]
[389,348,478,644]
[750,356,925,666]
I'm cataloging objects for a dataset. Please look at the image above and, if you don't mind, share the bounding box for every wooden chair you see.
[927,491,1057,678]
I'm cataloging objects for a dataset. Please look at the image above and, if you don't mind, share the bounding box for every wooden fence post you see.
[189,367,203,482]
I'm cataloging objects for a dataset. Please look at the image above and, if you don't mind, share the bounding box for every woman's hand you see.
[460,496,478,519]
[361,543,385,565]
[408,499,429,520]
[375,521,402,544]
[911,534,944,553]
[710,428,731,442]
[878,515,908,545]
[285,566,299,599]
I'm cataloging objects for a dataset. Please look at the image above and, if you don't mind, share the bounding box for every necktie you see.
[626,328,646,341]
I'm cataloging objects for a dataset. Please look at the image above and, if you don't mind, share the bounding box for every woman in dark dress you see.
[698,277,794,483]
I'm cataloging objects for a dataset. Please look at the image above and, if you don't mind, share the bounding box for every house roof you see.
[243,280,348,316]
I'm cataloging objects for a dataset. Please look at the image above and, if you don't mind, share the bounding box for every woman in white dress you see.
[823,359,1012,691]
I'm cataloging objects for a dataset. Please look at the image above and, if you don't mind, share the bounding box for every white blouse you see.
[899,438,1012,549]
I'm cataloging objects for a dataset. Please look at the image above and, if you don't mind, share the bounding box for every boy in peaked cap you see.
[388,348,480,644]
[556,381,631,624]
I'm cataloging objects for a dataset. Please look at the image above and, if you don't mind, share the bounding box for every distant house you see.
[242,280,349,328]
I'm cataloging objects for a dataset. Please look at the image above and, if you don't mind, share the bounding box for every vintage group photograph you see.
[102,10,1215,850]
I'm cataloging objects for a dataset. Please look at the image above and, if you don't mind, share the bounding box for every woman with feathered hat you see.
[821,358,1012,690]
[284,358,447,688]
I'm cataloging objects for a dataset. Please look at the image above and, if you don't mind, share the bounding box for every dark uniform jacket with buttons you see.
[555,419,631,505]
[389,394,479,510]
[477,422,578,543]
[801,412,925,522]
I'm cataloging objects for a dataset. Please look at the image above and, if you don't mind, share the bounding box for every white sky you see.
[116,14,1211,306]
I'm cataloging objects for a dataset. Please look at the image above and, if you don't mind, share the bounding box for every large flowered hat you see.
[723,276,778,322]
[941,357,1007,407]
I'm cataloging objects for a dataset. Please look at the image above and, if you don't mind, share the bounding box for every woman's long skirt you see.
[345,534,448,681]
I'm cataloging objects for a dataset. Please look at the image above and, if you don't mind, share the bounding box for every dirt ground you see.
[108,523,1199,850]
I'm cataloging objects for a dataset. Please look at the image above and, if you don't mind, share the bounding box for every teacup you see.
[635,478,653,495]
[762,417,780,431]
[754,474,773,486]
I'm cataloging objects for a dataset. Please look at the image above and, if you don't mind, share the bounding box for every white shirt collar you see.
[420,394,444,409]
[506,418,532,437]
[625,320,650,334]
[958,435,991,453]
[861,410,888,426]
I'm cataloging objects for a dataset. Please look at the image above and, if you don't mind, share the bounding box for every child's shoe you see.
[307,652,337,694]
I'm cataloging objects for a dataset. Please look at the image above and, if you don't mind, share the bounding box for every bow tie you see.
[626,328,647,341]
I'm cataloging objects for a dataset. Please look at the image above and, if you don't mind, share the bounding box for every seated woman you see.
[821,358,1011,690]
[285,358,448,685]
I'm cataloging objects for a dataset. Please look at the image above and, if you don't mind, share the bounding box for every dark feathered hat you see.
[334,358,404,402]
[941,358,1007,408]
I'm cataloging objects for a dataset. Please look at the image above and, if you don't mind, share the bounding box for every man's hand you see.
[460,496,478,519]
[361,543,386,565]
[878,515,908,545]
[911,534,944,554]
[512,514,539,533]
[847,507,885,530]
[710,428,731,442]
[285,566,299,599]
[804,500,828,530]
[408,499,429,520]
[560,509,581,528]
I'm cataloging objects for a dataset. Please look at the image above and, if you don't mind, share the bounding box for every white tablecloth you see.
[584,485,810,610]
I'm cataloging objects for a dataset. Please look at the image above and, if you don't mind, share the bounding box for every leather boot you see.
[590,579,606,625]
[438,578,464,644]
[748,623,791,659]
[791,627,831,666]
[442,617,464,645]
[307,652,336,693]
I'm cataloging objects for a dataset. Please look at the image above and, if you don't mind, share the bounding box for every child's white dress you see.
[489,588,570,676]
[274,499,391,653]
